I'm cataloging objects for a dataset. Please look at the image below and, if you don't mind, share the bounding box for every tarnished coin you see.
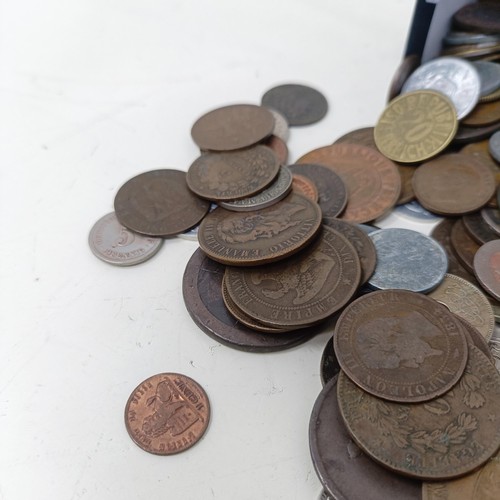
[88,212,163,265]
[387,54,421,101]
[187,146,280,201]
[368,228,448,293]
[374,90,457,163]
[473,61,500,97]
[198,192,322,266]
[396,164,416,205]
[267,108,290,142]
[297,143,401,223]
[337,344,500,480]
[453,1,500,35]
[261,83,328,126]
[177,203,217,242]
[461,99,500,127]
[412,153,496,216]
[489,130,500,162]
[334,290,468,403]
[482,207,500,235]
[124,373,210,455]
[225,226,361,328]
[457,316,495,365]
[394,200,441,222]
[451,219,480,274]
[263,135,288,165]
[334,127,376,147]
[429,273,495,342]
[453,121,500,144]
[191,104,274,151]
[474,240,500,301]
[309,377,421,500]
[463,211,499,244]
[291,174,319,202]
[114,169,210,237]
[320,337,340,387]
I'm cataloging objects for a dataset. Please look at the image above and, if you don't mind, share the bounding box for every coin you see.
[291,173,319,201]
[225,226,361,328]
[124,373,210,455]
[337,344,500,480]
[191,104,274,151]
[453,2,500,35]
[114,169,210,237]
[451,219,480,274]
[473,61,500,97]
[374,90,457,163]
[267,108,290,142]
[334,126,376,147]
[261,83,328,126]
[474,240,500,301]
[482,207,500,235]
[396,164,416,205]
[457,316,495,365]
[453,121,500,144]
[88,212,163,265]
[263,135,288,165]
[489,130,500,162]
[461,99,500,128]
[297,143,401,223]
[367,228,448,293]
[444,31,500,46]
[309,376,421,500]
[177,203,217,242]
[481,86,500,103]
[320,337,340,387]
[387,54,421,101]
[429,273,495,342]
[394,200,441,222]
[463,211,499,244]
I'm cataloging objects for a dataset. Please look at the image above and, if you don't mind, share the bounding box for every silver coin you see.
[482,206,500,236]
[368,228,448,292]
[473,61,500,97]
[268,108,290,142]
[489,130,500,163]
[88,212,163,265]
[401,56,481,119]
[178,203,217,241]
[393,200,442,222]
[443,31,500,46]
[218,166,293,212]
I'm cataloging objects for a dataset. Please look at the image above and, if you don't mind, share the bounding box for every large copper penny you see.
[412,153,496,216]
[187,146,280,201]
[225,226,361,328]
[337,344,500,480]
[451,219,481,274]
[114,169,210,237]
[191,104,274,151]
[334,290,468,403]
[474,240,500,301]
[297,143,401,223]
[124,373,210,455]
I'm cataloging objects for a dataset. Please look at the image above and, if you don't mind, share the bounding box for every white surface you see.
[0,1,418,499]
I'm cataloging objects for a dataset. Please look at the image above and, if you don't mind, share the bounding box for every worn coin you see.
[191,104,274,151]
[374,90,457,163]
[291,173,319,202]
[482,207,500,235]
[263,135,288,165]
[124,373,210,455]
[462,139,500,180]
[473,61,500,97]
[396,164,416,205]
[267,108,290,142]
[444,30,500,46]
[462,99,500,127]
[337,344,500,480]
[451,219,481,274]
[457,316,495,365]
[309,376,421,500]
[489,130,500,162]
[453,121,500,144]
[463,211,499,244]
[453,1,500,35]
[394,200,441,222]
[177,203,217,241]
[320,337,340,387]
[474,240,500,301]
[261,83,328,126]
[114,169,210,237]
[368,228,448,293]
[333,127,376,147]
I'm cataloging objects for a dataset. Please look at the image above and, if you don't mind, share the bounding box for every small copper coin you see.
[124,373,210,455]
[474,240,500,301]
[297,143,401,223]
[114,169,210,237]
[291,173,319,201]
[451,219,481,274]
[453,2,500,35]
[413,153,496,216]
[197,192,322,266]
[461,99,500,128]
[191,104,274,151]
[334,290,468,403]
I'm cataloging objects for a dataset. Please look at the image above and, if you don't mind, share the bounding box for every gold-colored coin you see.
[374,90,458,163]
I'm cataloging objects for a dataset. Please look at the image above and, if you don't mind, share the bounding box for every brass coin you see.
[124,373,210,455]
[291,173,319,202]
[197,192,322,266]
[374,90,457,163]
[474,240,500,301]
[337,344,500,480]
[186,145,280,201]
[461,99,500,128]
[451,219,481,274]
[224,226,361,328]
[297,143,401,223]
[334,290,468,403]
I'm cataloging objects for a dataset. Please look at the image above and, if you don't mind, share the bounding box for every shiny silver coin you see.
[393,200,442,222]
[89,212,163,265]
[368,228,448,292]
[489,130,500,163]
[268,108,290,142]
[401,56,481,119]
[473,61,500,97]
[218,166,292,212]
[443,31,500,46]
[481,206,500,236]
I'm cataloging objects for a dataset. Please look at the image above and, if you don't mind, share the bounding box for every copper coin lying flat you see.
[334,290,468,403]
[124,373,210,455]
[114,169,210,237]
[474,240,500,301]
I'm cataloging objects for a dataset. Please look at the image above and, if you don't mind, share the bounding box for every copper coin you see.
[263,135,288,165]
[297,143,401,223]
[225,226,361,328]
[461,100,500,127]
[186,145,280,201]
[451,219,481,274]
[309,376,421,500]
[453,2,500,35]
[396,164,416,205]
[456,316,495,365]
[412,153,496,215]
[333,126,376,148]
[453,121,500,144]
[461,139,500,181]
[191,104,274,151]
[287,163,347,218]
[182,248,315,352]
[114,169,210,237]
[463,211,499,244]
[124,373,210,455]
[337,344,500,480]
[387,54,421,101]
[334,290,468,403]
[320,336,340,387]
[474,240,500,301]
[291,173,318,202]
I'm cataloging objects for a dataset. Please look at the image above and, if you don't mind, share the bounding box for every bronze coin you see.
[396,164,416,205]
[461,99,500,128]
[182,248,315,352]
[463,211,499,244]
[413,153,496,215]
[225,226,361,328]
[322,217,376,284]
[263,135,288,165]
[456,316,495,365]
[287,163,347,218]
[309,376,421,500]
[124,373,210,455]
[186,145,280,201]
[291,173,319,202]
[451,219,481,274]
[114,169,210,237]
[333,126,376,148]
[453,2,500,35]
[297,143,401,223]
[334,290,468,403]
[191,104,274,151]
[337,344,500,480]
[474,240,500,301]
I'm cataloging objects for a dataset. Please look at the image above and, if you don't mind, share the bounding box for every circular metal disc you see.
[474,240,500,301]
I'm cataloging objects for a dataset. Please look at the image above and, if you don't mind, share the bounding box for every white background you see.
[0,1,420,499]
